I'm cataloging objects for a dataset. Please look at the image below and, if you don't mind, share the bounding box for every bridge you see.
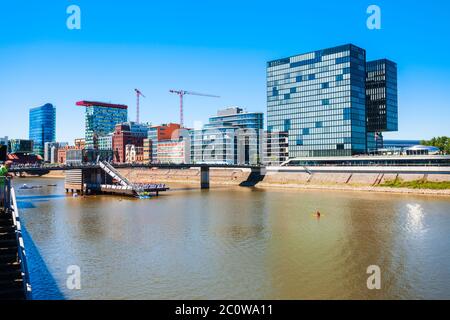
[10,162,265,191]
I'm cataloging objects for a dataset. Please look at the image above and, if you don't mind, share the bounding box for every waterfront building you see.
[262,131,289,165]
[0,137,8,158]
[74,138,86,150]
[267,44,367,158]
[157,140,189,164]
[206,107,264,131]
[0,145,6,162]
[405,145,440,155]
[383,140,420,149]
[365,59,398,152]
[143,139,152,163]
[98,134,113,151]
[366,59,398,133]
[76,101,128,150]
[191,107,264,165]
[282,154,450,167]
[148,123,181,163]
[9,139,34,154]
[125,144,144,163]
[0,136,8,148]
[44,142,53,162]
[0,137,8,161]
[29,103,56,157]
[375,140,421,155]
[127,122,150,137]
[44,142,59,163]
[50,145,59,163]
[267,45,399,158]
[190,127,236,164]
[112,123,145,163]
[65,149,113,165]
[57,146,71,164]
[64,149,82,165]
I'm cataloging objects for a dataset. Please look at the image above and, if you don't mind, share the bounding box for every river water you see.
[13,177,450,300]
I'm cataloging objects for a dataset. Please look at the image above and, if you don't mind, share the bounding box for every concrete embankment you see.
[117,167,252,186]
[40,171,66,179]
[20,170,66,179]
[118,166,450,196]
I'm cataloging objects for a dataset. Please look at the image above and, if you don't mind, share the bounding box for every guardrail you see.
[9,185,32,299]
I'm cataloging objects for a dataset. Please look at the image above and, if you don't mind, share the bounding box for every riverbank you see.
[118,167,450,196]
[20,167,450,195]
[255,182,450,196]
[26,171,65,179]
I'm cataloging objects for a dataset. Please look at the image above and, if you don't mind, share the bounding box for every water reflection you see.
[406,203,425,232]
[14,178,450,300]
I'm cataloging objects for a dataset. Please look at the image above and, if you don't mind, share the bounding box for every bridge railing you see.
[10,185,32,299]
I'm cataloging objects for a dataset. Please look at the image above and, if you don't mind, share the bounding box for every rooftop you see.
[76,101,128,109]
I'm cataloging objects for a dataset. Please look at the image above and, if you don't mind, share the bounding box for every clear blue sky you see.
[1,0,449,142]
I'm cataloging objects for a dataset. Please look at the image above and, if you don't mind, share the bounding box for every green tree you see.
[421,136,450,154]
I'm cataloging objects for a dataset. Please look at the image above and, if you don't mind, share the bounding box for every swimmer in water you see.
[315,211,321,218]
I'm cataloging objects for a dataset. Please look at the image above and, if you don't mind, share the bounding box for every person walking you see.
[0,161,12,209]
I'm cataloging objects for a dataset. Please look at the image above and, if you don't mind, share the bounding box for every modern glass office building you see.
[9,139,34,154]
[98,134,113,151]
[366,59,398,132]
[29,103,56,156]
[76,101,128,150]
[206,107,264,131]
[147,127,159,161]
[191,107,264,165]
[267,44,368,157]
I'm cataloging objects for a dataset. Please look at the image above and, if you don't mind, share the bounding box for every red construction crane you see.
[134,88,145,123]
[169,90,220,128]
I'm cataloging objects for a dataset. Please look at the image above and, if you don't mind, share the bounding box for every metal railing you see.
[98,161,133,187]
[4,179,32,299]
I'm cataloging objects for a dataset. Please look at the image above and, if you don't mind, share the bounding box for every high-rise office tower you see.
[29,103,56,157]
[267,44,399,158]
[366,59,398,151]
[267,44,367,157]
[76,101,128,150]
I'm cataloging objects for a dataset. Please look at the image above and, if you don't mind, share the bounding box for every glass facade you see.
[9,139,34,154]
[84,105,127,149]
[262,131,289,165]
[366,59,398,132]
[267,44,367,157]
[206,107,264,131]
[147,127,159,161]
[29,103,56,156]
[191,107,264,165]
[98,134,113,151]
[191,127,238,164]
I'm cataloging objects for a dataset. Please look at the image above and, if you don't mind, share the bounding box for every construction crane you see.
[169,90,220,128]
[134,88,145,123]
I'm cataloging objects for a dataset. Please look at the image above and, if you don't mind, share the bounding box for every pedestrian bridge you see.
[11,162,265,190]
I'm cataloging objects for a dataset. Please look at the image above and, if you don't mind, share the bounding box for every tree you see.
[421,136,450,154]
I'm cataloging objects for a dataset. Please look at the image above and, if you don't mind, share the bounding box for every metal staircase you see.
[97,161,168,197]
[98,161,133,187]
